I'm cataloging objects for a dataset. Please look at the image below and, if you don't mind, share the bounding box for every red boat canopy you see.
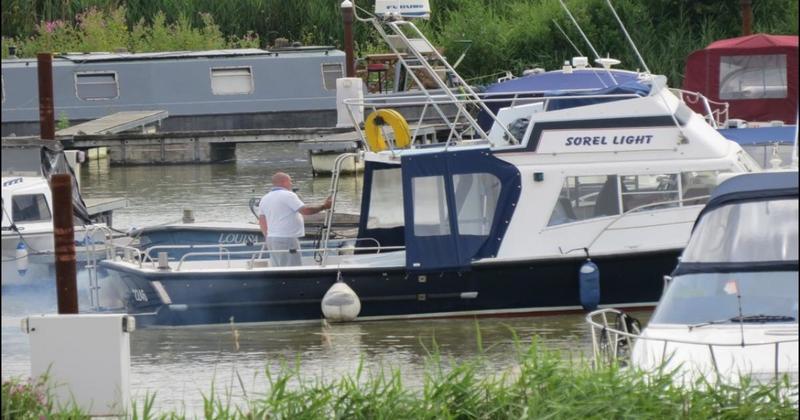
[682,34,798,124]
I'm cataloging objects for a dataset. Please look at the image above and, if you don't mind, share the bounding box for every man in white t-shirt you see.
[258,172,331,267]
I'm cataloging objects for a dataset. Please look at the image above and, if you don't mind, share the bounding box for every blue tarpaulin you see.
[477,70,650,131]
[717,126,798,145]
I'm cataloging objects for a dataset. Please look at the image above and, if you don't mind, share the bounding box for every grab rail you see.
[175,245,405,271]
[669,88,730,128]
[586,308,798,385]
[583,194,711,253]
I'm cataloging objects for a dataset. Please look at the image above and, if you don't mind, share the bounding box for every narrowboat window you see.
[211,67,253,95]
[412,176,451,236]
[12,194,51,223]
[75,72,118,100]
[548,175,619,226]
[681,170,725,206]
[366,168,404,229]
[719,54,787,99]
[322,63,344,90]
[620,174,679,212]
[453,173,501,236]
[1,74,4,103]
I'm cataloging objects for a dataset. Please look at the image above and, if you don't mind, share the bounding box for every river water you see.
[1,143,651,415]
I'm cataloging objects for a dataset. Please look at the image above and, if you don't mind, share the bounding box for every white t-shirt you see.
[258,188,305,238]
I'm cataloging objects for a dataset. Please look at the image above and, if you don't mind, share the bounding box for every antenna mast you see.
[604,0,651,74]
[558,0,601,61]
[552,19,583,57]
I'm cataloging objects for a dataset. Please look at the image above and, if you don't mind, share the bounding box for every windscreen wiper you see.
[730,314,796,323]
[689,314,796,330]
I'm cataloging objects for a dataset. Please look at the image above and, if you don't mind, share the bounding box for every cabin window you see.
[1,74,4,103]
[620,174,680,212]
[210,67,253,95]
[412,176,451,236]
[548,175,620,226]
[12,194,51,223]
[366,168,404,229]
[453,173,501,235]
[719,54,787,99]
[322,63,344,90]
[75,72,119,100]
[681,170,725,206]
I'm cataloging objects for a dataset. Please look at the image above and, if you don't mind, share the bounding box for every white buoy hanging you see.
[16,241,28,276]
[321,280,361,322]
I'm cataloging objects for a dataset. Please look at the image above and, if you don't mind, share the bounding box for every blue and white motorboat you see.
[89,4,766,327]
[587,171,798,390]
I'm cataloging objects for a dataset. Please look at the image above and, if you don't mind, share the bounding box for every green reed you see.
[3,335,798,419]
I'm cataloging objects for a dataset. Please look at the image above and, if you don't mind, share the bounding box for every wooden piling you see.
[341,1,356,78]
[37,53,56,140]
[52,174,79,314]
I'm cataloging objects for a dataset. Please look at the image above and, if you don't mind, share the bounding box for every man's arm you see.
[258,214,268,238]
[298,196,333,216]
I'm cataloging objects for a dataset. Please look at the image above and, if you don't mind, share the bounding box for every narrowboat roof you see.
[1,47,343,65]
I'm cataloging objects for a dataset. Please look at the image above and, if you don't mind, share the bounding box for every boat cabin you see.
[683,34,798,124]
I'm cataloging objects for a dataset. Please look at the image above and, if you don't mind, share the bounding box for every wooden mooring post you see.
[38,51,79,313]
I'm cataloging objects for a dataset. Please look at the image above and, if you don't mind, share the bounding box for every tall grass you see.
[1,0,799,86]
[3,338,798,419]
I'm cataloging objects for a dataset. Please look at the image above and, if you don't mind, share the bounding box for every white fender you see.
[321,282,361,322]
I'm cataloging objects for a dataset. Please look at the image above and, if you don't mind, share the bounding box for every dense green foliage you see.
[1,0,798,86]
[3,340,798,419]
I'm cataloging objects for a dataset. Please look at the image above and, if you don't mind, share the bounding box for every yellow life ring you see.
[364,109,411,151]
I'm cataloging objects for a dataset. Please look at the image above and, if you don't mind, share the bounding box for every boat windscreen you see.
[650,271,798,324]
[682,198,798,264]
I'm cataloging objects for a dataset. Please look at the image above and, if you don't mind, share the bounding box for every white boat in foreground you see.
[587,170,798,393]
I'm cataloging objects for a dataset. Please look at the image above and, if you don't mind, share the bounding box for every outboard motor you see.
[321,281,361,322]
[579,258,600,310]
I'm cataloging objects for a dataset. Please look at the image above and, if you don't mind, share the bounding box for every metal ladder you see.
[368,18,520,145]
[319,152,358,265]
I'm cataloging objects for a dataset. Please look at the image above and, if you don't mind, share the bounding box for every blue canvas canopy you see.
[699,170,798,220]
[477,70,650,131]
[717,126,798,145]
[401,148,521,271]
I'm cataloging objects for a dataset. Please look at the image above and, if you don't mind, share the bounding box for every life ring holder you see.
[364,109,411,152]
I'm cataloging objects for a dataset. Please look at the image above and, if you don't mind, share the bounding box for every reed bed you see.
[2,0,798,86]
[3,338,798,419]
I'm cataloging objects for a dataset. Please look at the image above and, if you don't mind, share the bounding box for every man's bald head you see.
[272,172,292,189]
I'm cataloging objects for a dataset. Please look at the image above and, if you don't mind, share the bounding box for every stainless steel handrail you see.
[175,245,406,271]
[583,194,711,252]
[586,308,798,384]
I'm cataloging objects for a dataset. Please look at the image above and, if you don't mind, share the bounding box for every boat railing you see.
[111,237,393,269]
[583,194,711,252]
[586,308,799,384]
[344,90,643,151]
[81,224,116,310]
[669,88,730,128]
[174,245,406,271]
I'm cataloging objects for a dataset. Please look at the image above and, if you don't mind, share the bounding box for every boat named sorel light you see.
[94,7,761,327]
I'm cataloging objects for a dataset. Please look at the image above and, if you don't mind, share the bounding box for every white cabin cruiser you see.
[92,8,761,326]
[2,139,110,288]
[587,171,798,391]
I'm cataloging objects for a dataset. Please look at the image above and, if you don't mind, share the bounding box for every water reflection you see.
[79,143,363,230]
